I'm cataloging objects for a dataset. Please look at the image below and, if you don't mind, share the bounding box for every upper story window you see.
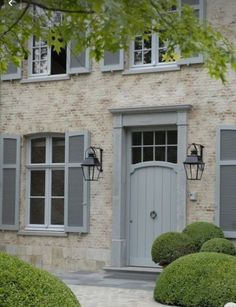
[131,33,172,68]
[31,37,67,76]
[129,0,204,72]
[28,8,90,78]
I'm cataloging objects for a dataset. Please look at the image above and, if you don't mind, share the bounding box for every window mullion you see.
[152,34,157,65]
[48,45,51,75]
[46,168,52,227]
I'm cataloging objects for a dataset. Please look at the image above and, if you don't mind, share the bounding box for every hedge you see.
[0,252,80,307]
[154,252,236,307]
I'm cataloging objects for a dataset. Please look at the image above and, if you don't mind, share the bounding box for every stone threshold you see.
[103,266,162,281]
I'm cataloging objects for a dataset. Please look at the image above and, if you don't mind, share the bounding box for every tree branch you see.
[18,0,95,14]
[0,2,30,39]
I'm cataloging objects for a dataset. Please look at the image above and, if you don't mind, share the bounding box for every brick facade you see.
[0,0,236,271]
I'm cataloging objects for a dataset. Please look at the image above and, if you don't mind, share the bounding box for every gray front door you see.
[127,129,178,266]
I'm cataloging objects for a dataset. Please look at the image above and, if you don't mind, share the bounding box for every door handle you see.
[150,211,157,220]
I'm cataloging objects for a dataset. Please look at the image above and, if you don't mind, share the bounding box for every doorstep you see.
[103,266,162,281]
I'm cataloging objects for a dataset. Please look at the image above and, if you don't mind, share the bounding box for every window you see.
[132,130,177,164]
[27,136,65,229]
[217,127,236,238]
[23,131,90,233]
[130,0,204,71]
[28,8,90,78]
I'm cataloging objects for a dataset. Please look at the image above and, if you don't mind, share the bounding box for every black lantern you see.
[81,147,103,181]
[183,143,205,180]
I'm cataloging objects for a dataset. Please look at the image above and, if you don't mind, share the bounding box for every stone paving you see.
[69,284,171,307]
[57,270,175,307]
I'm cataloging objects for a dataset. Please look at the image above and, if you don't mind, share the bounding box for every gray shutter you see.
[220,166,236,232]
[0,134,20,230]
[101,50,124,72]
[217,127,236,237]
[1,63,21,81]
[67,41,90,74]
[65,131,90,232]
[178,0,204,65]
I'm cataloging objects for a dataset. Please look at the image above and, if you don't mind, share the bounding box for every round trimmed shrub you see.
[200,238,236,256]
[154,252,236,307]
[0,252,80,307]
[151,232,196,266]
[183,221,224,251]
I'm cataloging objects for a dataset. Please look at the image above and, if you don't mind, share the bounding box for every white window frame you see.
[26,134,65,232]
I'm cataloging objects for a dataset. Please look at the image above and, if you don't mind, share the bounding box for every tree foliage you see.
[0,0,236,82]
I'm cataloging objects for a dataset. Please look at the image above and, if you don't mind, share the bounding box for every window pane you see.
[52,170,64,196]
[132,147,141,164]
[30,198,45,224]
[52,137,65,163]
[132,132,142,145]
[31,138,46,163]
[144,36,152,49]
[143,147,153,162]
[33,62,40,74]
[155,131,166,145]
[167,146,177,163]
[143,132,154,145]
[51,199,64,225]
[31,170,45,196]
[167,131,177,144]
[134,51,142,65]
[41,47,47,60]
[155,147,165,161]
[135,37,142,50]
[33,49,40,61]
[144,50,152,64]
[159,49,167,63]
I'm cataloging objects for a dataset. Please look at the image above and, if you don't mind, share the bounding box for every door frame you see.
[109,105,191,267]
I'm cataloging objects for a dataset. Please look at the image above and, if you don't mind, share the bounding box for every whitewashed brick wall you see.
[0,0,236,271]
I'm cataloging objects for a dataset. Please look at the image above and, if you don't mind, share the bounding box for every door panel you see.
[128,162,177,266]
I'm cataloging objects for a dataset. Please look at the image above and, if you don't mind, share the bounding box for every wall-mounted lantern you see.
[183,143,205,180]
[81,147,103,181]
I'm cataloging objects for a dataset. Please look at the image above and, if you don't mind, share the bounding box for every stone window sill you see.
[18,230,68,237]
[20,74,70,84]
[123,64,180,75]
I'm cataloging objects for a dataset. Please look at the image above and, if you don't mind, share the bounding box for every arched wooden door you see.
[127,129,178,266]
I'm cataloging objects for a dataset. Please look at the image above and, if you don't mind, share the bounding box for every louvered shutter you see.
[178,0,205,65]
[65,131,90,232]
[0,135,20,230]
[218,127,236,237]
[1,63,21,81]
[67,41,90,74]
[101,50,124,72]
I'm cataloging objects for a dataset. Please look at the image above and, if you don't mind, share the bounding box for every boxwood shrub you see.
[151,232,196,266]
[154,252,236,307]
[183,221,224,251]
[0,252,81,307]
[200,238,236,256]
